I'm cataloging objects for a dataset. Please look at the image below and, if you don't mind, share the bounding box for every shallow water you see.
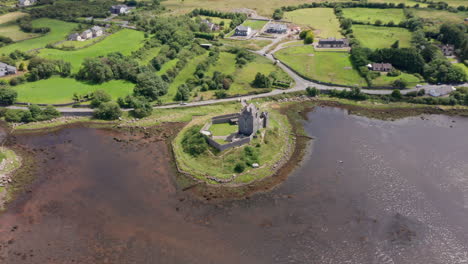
[1,107,468,263]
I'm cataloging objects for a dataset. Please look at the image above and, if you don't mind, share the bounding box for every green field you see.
[412,9,468,30]
[210,122,238,136]
[352,25,412,49]
[342,8,406,24]
[220,38,272,51]
[283,8,342,38]
[241,20,268,30]
[197,15,231,25]
[0,18,76,55]
[13,77,134,104]
[275,45,365,87]
[38,29,145,73]
[160,53,208,103]
[0,12,28,24]
[372,72,421,87]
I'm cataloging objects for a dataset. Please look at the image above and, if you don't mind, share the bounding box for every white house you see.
[91,26,103,37]
[80,29,93,40]
[18,0,36,7]
[110,5,130,14]
[0,62,17,77]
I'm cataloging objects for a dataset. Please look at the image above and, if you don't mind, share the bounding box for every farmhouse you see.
[0,62,17,77]
[266,23,288,34]
[370,63,393,72]
[201,103,269,151]
[317,38,349,48]
[91,26,103,37]
[439,44,455,56]
[234,26,252,36]
[68,33,82,41]
[110,5,130,15]
[18,0,36,7]
[201,20,219,31]
[80,29,93,40]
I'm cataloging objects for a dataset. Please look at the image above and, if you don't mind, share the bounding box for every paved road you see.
[7,40,465,114]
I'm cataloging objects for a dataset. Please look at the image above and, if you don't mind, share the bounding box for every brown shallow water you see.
[1,107,468,263]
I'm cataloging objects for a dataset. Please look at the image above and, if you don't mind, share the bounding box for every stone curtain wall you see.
[211,113,239,124]
[206,136,252,151]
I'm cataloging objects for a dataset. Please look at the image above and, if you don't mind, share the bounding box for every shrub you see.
[391,89,402,99]
[93,102,122,120]
[252,73,271,88]
[90,90,111,108]
[181,125,208,157]
[387,69,401,77]
[392,78,408,89]
[4,109,24,123]
[234,163,245,173]
[0,88,18,105]
[306,87,319,97]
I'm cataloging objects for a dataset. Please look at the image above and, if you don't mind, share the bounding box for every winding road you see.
[7,38,464,114]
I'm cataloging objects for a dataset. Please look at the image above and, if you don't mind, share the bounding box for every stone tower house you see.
[238,104,268,136]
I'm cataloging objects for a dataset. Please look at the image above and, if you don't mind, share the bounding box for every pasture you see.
[283,8,342,38]
[56,35,106,49]
[220,38,272,51]
[38,29,146,73]
[275,45,366,87]
[342,8,406,24]
[0,18,76,55]
[352,25,412,49]
[13,77,134,104]
[0,23,39,42]
[412,9,468,30]
[0,12,28,24]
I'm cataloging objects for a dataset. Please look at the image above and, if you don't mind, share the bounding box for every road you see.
[7,39,464,114]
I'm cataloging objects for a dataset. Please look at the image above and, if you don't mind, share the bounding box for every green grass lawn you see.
[342,8,406,24]
[283,8,342,38]
[275,45,366,87]
[210,122,238,136]
[0,18,76,55]
[372,72,422,87]
[38,29,145,73]
[13,77,134,104]
[220,38,272,51]
[197,15,231,26]
[0,23,39,42]
[352,25,412,49]
[241,20,268,30]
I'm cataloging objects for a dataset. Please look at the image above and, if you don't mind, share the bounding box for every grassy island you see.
[173,102,294,185]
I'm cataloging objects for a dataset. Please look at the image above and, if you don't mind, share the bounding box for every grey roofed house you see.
[265,23,288,34]
[371,63,393,72]
[68,33,82,41]
[81,29,93,39]
[110,5,130,14]
[91,26,104,37]
[234,25,251,36]
[317,38,349,48]
[201,19,219,31]
[439,44,455,56]
[0,62,17,77]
